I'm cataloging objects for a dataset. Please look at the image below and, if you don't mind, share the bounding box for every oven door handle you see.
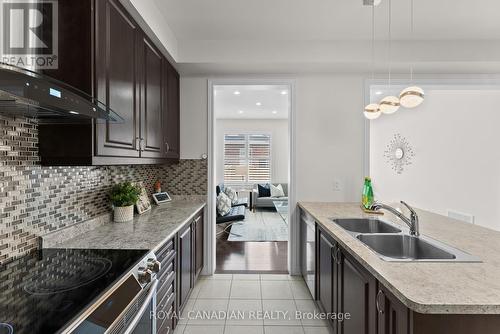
[122,279,158,334]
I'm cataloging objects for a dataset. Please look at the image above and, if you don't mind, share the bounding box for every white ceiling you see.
[158,0,500,41]
[149,0,500,74]
[214,85,290,119]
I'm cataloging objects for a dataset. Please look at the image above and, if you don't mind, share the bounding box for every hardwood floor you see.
[216,229,288,273]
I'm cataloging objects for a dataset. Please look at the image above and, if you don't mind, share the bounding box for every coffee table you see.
[273,200,289,225]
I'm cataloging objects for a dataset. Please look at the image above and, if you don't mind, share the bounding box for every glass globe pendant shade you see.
[399,86,424,108]
[379,96,400,114]
[364,103,381,120]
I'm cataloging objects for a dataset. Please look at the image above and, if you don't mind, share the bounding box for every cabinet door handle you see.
[165,141,170,153]
[331,245,337,262]
[135,137,141,151]
[335,248,342,264]
[376,290,385,314]
[140,138,145,150]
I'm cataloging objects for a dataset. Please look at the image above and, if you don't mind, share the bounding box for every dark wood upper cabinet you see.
[95,0,140,157]
[164,61,180,159]
[40,0,93,95]
[38,0,180,165]
[138,35,164,158]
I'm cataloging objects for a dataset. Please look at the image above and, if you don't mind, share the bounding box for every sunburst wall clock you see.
[384,133,415,174]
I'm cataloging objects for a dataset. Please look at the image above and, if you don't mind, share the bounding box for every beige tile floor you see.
[173,274,331,334]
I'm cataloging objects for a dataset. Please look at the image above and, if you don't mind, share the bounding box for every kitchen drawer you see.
[157,274,174,306]
[158,284,175,313]
[157,288,175,334]
[158,262,175,286]
[156,239,175,262]
[157,303,174,334]
[159,249,176,272]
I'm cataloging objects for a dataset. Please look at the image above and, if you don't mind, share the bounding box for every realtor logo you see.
[1,0,58,69]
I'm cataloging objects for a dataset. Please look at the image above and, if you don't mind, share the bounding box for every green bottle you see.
[362,177,374,209]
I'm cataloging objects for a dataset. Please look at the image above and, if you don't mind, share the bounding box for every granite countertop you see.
[298,202,500,315]
[45,197,206,252]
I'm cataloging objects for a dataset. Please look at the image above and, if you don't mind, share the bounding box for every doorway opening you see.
[212,84,291,273]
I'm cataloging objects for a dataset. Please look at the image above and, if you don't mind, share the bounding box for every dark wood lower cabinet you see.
[412,313,500,334]
[377,285,409,334]
[317,227,335,329]
[337,250,377,334]
[193,213,204,280]
[312,217,500,334]
[177,209,205,312]
[317,224,375,334]
[178,224,192,311]
[154,208,204,334]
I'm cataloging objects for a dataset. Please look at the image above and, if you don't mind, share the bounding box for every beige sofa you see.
[252,183,288,211]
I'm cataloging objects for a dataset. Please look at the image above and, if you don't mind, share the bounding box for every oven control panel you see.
[133,251,160,286]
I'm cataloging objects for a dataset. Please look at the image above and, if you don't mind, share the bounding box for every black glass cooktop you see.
[0,248,148,334]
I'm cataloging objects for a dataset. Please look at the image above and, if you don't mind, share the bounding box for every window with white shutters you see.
[223,133,271,186]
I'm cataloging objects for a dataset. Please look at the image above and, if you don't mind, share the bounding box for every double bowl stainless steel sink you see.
[331,218,479,262]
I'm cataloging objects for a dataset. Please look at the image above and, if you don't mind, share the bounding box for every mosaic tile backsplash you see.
[0,115,207,264]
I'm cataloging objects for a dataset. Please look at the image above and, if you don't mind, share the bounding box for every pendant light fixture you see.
[379,95,400,114]
[364,1,381,120]
[400,85,424,108]
[379,0,400,114]
[364,103,381,119]
[399,0,424,108]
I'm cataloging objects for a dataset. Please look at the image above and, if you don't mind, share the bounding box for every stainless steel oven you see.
[61,251,161,334]
[127,279,157,334]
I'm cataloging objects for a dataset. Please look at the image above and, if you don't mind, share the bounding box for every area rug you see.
[227,209,288,241]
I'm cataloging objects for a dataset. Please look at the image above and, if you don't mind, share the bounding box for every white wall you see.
[215,119,289,185]
[370,89,500,230]
[180,74,366,202]
[180,77,208,159]
[295,75,366,202]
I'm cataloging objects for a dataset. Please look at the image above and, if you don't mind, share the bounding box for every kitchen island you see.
[299,201,500,334]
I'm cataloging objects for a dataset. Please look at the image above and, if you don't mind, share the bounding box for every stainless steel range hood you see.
[0,63,123,123]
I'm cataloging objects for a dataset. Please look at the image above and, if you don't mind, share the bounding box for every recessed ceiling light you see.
[375,91,383,95]
[238,110,244,114]
[363,0,382,6]
[272,110,278,114]
[234,91,241,95]
[256,102,262,106]
[280,90,288,95]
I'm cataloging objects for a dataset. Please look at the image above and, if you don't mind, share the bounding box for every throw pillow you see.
[216,192,232,216]
[258,184,271,197]
[224,186,238,204]
[270,184,285,198]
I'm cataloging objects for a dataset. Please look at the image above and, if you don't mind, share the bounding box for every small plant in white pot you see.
[110,182,141,223]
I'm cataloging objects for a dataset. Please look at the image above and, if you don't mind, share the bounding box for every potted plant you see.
[109,182,141,222]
